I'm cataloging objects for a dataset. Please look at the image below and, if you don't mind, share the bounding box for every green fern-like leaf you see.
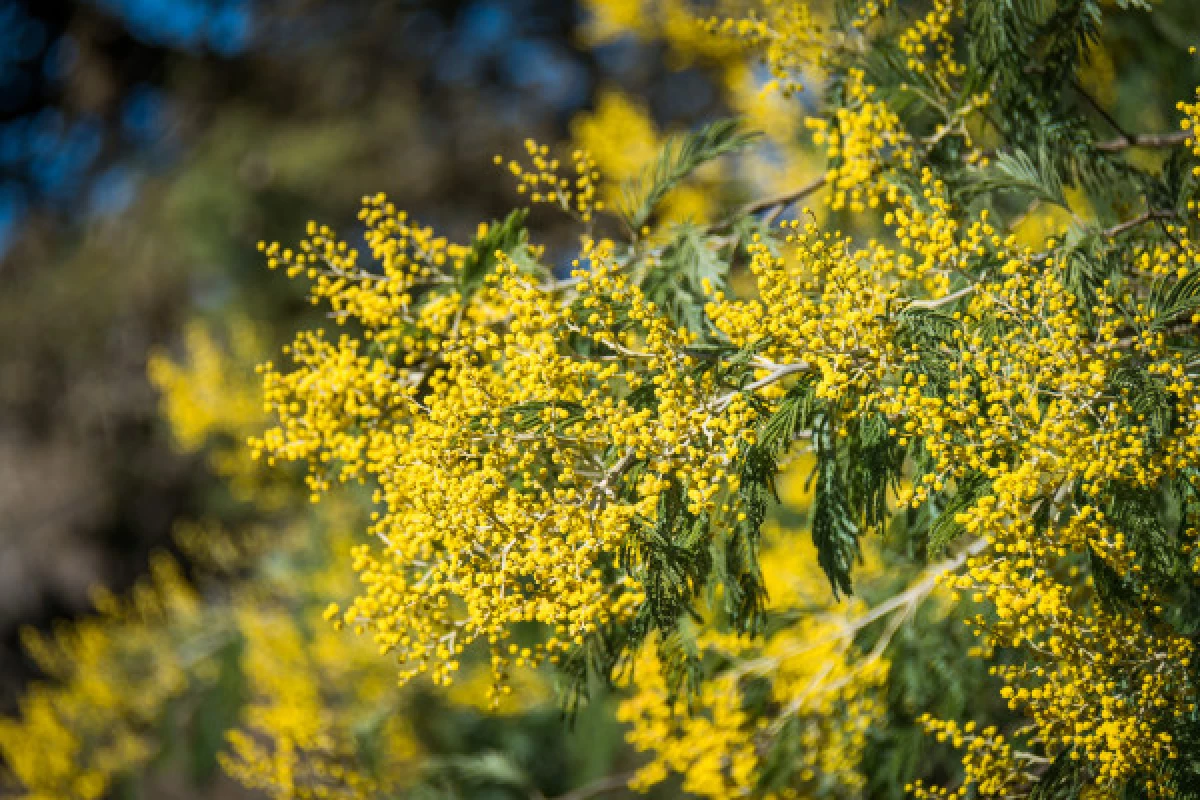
[622,118,758,232]
[460,208,531,296]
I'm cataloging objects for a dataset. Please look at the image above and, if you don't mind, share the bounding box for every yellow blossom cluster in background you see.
[0,558,201,800]
[4,312,554,800]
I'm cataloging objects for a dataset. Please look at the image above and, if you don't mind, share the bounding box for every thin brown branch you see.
[1071,78,1132,142]
[907,283,977,310]
[1102,209,1178,238]
[1071,79,1191,152]
[1095,130,1190,153]
[739,175,827,219]
[547,772,637,800]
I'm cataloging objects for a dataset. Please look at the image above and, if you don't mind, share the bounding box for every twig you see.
[907,284,977,310]
[589,449,637,510]
[1095,130,1189,153]
[738,175,827,219]
[841,536,988,629]
[540,274,586,292]
[546,772,637,800]
[728,537,988,682]
[1102,209,1178,238]
[711,361,812,412]
[1071,79,1191,152]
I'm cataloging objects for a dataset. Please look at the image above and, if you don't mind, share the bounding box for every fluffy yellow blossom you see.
[253,217,769,694]
[580,0,745,68]
[0,557,202,800]
[147,316,265,453]
[617,511,925,799]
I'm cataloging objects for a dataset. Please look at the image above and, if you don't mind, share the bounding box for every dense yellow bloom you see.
[805,68,915,213]
[147,316,265,453]
[0,557,202,800]
[253,215,770,694]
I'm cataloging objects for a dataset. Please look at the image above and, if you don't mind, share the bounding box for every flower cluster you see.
[0,557,202,800]
[252,215,769,696]
[705,218,902,403]
[908,717,1029,800]
[805,69,914,212]
[496,139,602,222]
[702,1,822,97]
[897,0,963,79]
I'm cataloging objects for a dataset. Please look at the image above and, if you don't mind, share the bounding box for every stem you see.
[1103,209,1177,238]
[711,361,812,412]
[545,772,638,800]
[738,175,828,219]
[1070,79,1190,152]
[908,283,977,310]
[1095,130,1190,152]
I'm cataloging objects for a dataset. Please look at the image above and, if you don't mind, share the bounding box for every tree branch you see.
[738,175,827,219]
[711,361,812,412]
[1102,209,1178,238]
[547,772,637,800]
[589,449,637,510]
[1071,79,1190,152]
[1095,130,1190,153]
[907,284,977,310]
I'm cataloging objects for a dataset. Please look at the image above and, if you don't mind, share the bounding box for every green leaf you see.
[812,423,860,598]
[1109,362,1173,447]
[1152,266,1200,329]
[1028,750,1084,800]
[187,632,245,784]
[657,623,703,701]
[621,118,758,232]
[639,223,728,334]
[757,377,819,458]
[459,208,530,296]
[966,149,1066,206]
[928,472,992,556]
